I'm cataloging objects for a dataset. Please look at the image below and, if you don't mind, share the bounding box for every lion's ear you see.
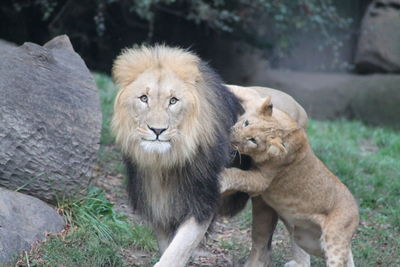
[258,96,273,117]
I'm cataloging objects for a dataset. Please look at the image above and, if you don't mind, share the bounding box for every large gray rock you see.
[251,70,400,128]
[0,39,16,54]
[355,0,400,73]
[0,35,102,203]
[348,75,400,127]
[0,187,65,265]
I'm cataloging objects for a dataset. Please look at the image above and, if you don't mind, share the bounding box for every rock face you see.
[252,70,400,128]
[0,187,65,265]
[0,35,102,203]
[355,0,400,73]
[0,39,16,53]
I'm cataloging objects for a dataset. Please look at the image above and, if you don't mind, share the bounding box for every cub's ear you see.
[258,96,273,117]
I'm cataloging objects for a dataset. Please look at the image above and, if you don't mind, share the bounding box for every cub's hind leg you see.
[346,250,355,267]
[244,197,278,267]
[322,235,355,267]
[321,209,358,267]
[322,234,356,267]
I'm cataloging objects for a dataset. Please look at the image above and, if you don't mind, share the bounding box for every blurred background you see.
[2,0,399,128]
[0,0,370,74]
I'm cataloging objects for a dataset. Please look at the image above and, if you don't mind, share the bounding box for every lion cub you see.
[222,96,359,267]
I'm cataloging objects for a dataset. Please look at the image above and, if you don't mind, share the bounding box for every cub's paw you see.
[284,260,310,267]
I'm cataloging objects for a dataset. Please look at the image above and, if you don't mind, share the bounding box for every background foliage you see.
[1,0,352,71]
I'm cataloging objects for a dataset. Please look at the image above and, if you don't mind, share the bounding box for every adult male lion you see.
[111,45,308,266]
[111,45,242,266]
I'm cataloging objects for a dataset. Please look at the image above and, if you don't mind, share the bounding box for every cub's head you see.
[231,96,289,163]
[111,45,220,167]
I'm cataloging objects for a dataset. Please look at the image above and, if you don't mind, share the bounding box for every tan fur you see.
[221,97,359,267]
[112,45,220,169]
[112,45,236,267]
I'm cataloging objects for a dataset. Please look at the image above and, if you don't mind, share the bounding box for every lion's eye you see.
[247,137,257,144]
[139,95,148,103]
[169,97,179,105]
[243,120,249,127]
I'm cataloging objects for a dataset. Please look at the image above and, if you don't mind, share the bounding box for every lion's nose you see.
[148,126,167,136]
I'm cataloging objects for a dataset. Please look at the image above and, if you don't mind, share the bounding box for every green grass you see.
[94,72,119,145]
[21,187,157,267]
[307,119,400,266]
[95,73,126,175]
[308,120,400,228]
[20,73,399,266]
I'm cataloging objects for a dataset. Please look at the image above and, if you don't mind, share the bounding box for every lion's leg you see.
[244,196,278,267]
[154,216,212,267]
[154,226,171,254]
[284,240,311,267]
[283,223,310,267]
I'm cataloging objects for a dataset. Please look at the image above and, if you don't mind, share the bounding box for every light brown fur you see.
[112,45,241,267]
[112,45,219,169]
[221,96,359,267]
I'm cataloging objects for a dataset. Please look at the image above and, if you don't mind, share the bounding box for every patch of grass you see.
[20,187,157,267]
[94,72,119,145]
[219,236,250,262]
[308,119,400,266]
[308,119,400,228]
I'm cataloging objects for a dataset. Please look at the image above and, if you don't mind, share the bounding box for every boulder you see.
[349,75,400,127]
[0,35,102,203]
[251,69,400,128]
[0,39,16,54]
[355,0,400,73]
[0,187,65,265]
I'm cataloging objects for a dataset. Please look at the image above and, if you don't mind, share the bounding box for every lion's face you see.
[115,68,198,155]
[112,45,230,168]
